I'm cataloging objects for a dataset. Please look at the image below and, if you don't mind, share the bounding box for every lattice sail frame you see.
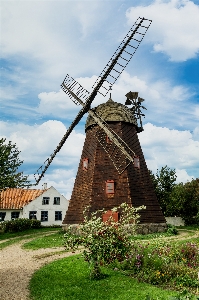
[61,75,90,106]
[92,17,152,97]
[95,127,134,174]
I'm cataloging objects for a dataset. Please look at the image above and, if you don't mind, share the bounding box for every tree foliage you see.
[149,165,177,215]
[150,166,199,224]
[168,179,199,224]
[0,138,30,191]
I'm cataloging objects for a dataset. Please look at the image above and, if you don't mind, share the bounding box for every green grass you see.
[29,255,179,300]
[178,225,199,230]
[131,232,176,240]
[0,228,61,250]
[0,227,60,240]
[22,226,199,251]
[23,231,65,250]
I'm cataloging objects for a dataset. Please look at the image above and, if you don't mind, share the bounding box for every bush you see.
[167,224,178,235]
[64,203,146,279]
[1,218,41,233]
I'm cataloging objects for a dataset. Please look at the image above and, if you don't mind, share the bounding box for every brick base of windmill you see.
[62,98,167,234]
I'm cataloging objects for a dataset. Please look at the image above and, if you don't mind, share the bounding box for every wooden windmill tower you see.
[34,17,166,225]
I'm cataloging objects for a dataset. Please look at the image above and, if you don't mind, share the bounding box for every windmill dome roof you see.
[85,97,137,130]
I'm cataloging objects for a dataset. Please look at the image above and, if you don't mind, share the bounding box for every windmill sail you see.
[95,126,134,174]
[34,17,152,185]
[61,83,136,168]
[91,17,152,97]
[34,103,90,184]
[61,74,90,105]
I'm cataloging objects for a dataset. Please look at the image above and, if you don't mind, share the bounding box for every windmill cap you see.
[85,97,137,131]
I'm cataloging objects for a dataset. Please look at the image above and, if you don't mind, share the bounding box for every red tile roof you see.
[0,188,47,209]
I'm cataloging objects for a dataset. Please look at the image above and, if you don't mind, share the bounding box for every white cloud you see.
[126,0,199,61]
[139,123,199,180]
[35,71,196,132]
[0,120,85,165]
[37,90,79,118]
[175,169,194,183]
[0,119,85,196]
[193,126,199,141]
[37,75,97,118]
[111,71,195,129]
[29,169,76,199]
[37,71,193,116]
[0,1,109,83]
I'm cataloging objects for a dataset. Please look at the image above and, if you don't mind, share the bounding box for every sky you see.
[0,0,199,198]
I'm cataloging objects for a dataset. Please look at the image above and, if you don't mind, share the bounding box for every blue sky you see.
[1,0,199,198]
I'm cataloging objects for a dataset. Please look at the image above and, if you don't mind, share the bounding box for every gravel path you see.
[0,238,79,300]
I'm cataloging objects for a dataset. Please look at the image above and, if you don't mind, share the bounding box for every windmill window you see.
[54,197,60,205]
[83,158,89,171]
[134,156,140,169]
[42,197,50,205]
[106,135,112,144]
[55,211,62,221]
[29,211,37,220]
[41,211,48,222]
[0,212,6,222]
[11,212,20,220]
[106,180,115,194]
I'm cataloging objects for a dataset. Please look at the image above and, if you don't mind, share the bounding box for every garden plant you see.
[0,218,41,233]
[64,202,146,278]
[64,203,199,295]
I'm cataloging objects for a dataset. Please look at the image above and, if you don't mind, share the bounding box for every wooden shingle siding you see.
[63,121,165,225]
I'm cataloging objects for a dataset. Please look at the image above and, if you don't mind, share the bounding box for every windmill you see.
[34,17,166,226]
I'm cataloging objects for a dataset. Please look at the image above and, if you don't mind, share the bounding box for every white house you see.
[0,186,69,226]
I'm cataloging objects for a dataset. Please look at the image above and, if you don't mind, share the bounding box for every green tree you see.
[0,138,30,191]
[150,166,199,224]
[169,179,199,224]
[149,165,177,216]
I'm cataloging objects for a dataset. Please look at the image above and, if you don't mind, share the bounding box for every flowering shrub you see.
[64,203,145,278]
[1,218,41,232]
[114,239,199,290]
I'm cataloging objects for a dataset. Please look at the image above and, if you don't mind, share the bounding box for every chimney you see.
[43,183,47,190]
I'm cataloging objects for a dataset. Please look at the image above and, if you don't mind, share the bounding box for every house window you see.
[29,211,37,220]
[11,212,20,220]
[134,156,140,169]
[41,211,48,222]
[105,180,114,194]
[83,158,89,171]
[0,212,6,222]
[42,197,50,205]
[54,197,60,205]
[55,211,62,221]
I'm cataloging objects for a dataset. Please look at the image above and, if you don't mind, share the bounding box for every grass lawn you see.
[0,227,60,240]
[22,226,199,251]
[29,255,179,300]
[1,225,198,299]
[23,231,65,250]
[0,227,61,250]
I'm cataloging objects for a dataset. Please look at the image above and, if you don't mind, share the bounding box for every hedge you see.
[0,218,41,233]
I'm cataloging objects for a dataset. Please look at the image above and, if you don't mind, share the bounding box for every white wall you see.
[0,210,21,221]
[23,186,69,226]
[165,217,185,226]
